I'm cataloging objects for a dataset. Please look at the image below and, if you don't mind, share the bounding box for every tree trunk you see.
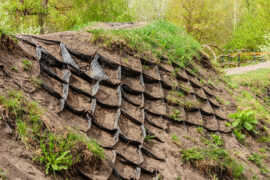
[38,0,49,34]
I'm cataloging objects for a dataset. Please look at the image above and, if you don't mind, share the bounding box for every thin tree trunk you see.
[39,0,49,34]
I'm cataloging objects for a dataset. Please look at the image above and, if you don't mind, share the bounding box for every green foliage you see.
[210,134,224,146]
[229,109,258,134]
[89,20,201,68]
[0,168,7,179]
[169,109,182,122]
[21,60,33,72]
[230,69,270,110]
[145,134,156,142]
[225,0,270,51]
[0,0,133,33]
[184,99,200,109]
[171,134,180,142]
[248,153,269,175]
[0,90,105,175]
[248,153,262,166]
[196,127,204,134]
[233,129,246,143]
[180,145,244,179]
[11,66,18,72]
[39,133,73,175]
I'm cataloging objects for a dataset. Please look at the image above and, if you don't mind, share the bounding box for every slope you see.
[0,21,269,180]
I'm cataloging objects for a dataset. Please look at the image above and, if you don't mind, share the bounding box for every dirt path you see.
[225,61,270,75]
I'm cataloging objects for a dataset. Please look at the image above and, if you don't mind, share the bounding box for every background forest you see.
[0,0,270,53]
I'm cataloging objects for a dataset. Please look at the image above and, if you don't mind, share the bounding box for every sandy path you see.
[225,61,270,75]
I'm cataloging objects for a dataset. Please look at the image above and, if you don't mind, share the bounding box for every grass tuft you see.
[181,145,244,179]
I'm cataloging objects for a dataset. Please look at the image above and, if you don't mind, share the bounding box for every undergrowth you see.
[181,144,244,179]
[228,109,258,143]
[89,20,201,68]
[0,90,105,176]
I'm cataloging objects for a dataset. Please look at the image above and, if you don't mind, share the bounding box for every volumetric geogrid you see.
[17,35,232,179]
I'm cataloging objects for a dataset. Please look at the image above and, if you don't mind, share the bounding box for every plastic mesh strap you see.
[90,54,109,80]
[60,42,79,69]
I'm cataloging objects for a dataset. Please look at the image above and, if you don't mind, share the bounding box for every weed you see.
[21,59,32,72]
[233,129,246,143]
[180,145,244,179]
[122,58,128,64]
[39,133,73,175]
[145,134,156,142]
[171,134,182,147]
[30,76,43,87]
[248,153,269,175]
[182,135,196,143]
[248,153,262,166]
[197,127,204,134]
[258,136,270,143]
[207,79,215,86]
[11,66,18,72]
[176,91,184,98]
[184,99,200,109]
[229,109,258,134]
[210,134,224,146]
[0,168,7,179]
[169,109,182,122]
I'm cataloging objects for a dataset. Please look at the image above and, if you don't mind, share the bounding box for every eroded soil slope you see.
[0,28,264,179]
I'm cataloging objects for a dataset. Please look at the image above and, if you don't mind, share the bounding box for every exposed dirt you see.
[0,30,268,180]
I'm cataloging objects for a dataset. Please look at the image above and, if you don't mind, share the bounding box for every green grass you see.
[21,60,33,72]
[0,90,105,176]
[169,109,183,122]
[89,20,201,68]
[248,153,269,175]
[0,168,7,179]
[180,145,244,179]
[229,68,270,110]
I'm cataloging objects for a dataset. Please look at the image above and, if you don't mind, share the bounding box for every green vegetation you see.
[21,60,33,72]
[0,90,105,176]
[229,110,258,134]
[180,145,244,179]
[228,69,270,144]
[144,134,156,142]
[230,69,270,108]
[228,109,258,143]
[169,109,183,122]
[0,168,7,179]
[248,153,269,175]
[184,99,200,109]
[171,134,182,147]
[89,21,201,67]
[0,0,132,34]
[11,66,18,72]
